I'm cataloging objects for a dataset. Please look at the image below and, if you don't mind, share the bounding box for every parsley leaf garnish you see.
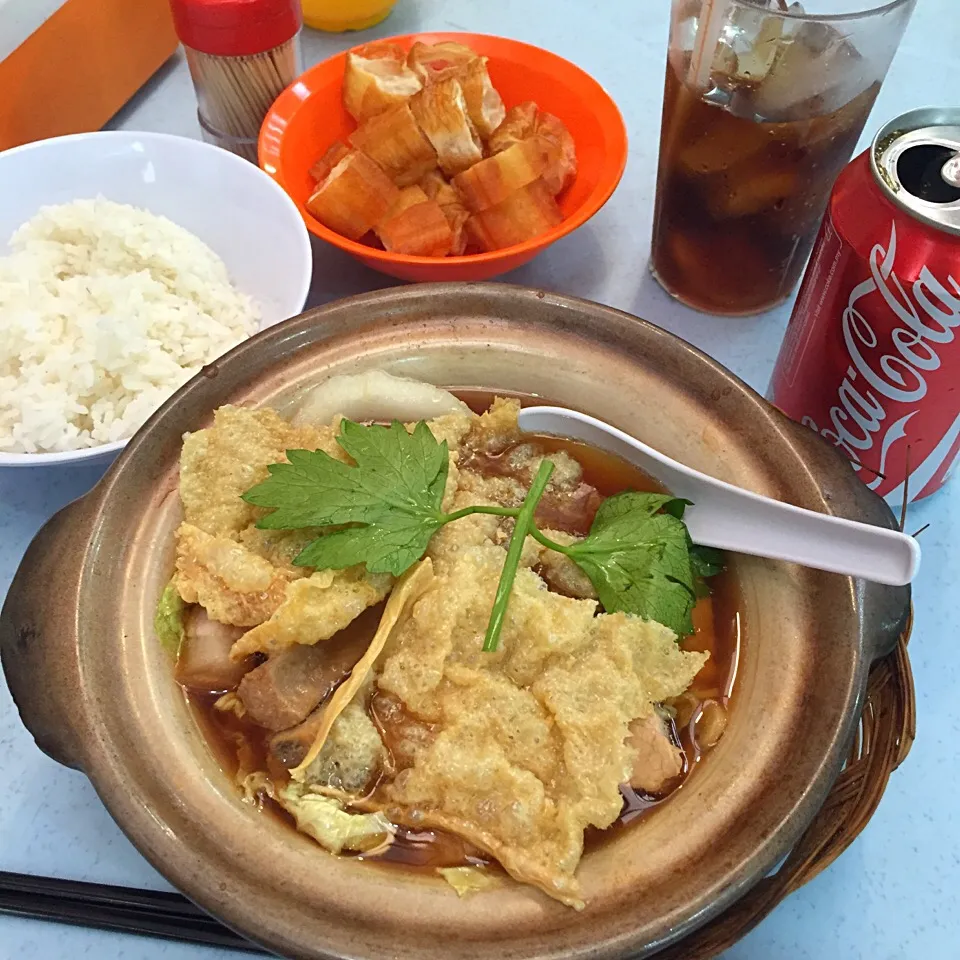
[558,492,700,636]
[242,420,722,648]
[243,420,448,576]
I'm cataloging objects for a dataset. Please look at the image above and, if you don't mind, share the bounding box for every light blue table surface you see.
[1,1,958,958]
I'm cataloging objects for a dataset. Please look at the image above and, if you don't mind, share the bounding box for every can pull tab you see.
[942,153,960,190]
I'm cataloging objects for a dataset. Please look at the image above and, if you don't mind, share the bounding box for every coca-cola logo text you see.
[803,222,960,489]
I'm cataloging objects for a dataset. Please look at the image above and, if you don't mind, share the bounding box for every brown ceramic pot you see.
[0,284,910,959]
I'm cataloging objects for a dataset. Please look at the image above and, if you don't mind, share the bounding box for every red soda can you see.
[769,108,960,504]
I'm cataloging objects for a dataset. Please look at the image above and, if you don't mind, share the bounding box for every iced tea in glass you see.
[650,0,916,316]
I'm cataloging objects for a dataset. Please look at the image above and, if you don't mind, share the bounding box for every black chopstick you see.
[0,871,265,953]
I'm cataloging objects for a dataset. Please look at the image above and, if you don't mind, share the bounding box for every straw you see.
[687,0,733,91]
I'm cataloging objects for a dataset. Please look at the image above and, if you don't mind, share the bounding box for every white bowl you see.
[0,130,313,468]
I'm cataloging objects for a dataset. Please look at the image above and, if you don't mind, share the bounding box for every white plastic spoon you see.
[517,406,920,586]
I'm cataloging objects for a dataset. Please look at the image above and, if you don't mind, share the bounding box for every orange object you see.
[300,0,396,33]
[0,0,178,150]
[377,196,453,256]
[306,150,399,240]
[466,179,564,252]
[259,32,628,282]
[452,139,551,213]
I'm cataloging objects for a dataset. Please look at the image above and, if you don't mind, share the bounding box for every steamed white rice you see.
[0,198,260,454]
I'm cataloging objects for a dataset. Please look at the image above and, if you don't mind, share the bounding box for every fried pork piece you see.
[230,566,393,661]
[372,541,707,907]
[342,42,423,122]
[410,77,483,176]
[179,405,341,538]
[174,523,294,626]
[627,713,684,794]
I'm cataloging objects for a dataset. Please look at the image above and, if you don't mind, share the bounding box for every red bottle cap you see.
[169,0,301,57]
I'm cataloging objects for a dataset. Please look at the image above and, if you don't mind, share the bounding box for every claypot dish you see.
[0,283,910,959]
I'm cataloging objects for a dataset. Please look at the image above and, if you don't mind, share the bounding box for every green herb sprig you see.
[243,419,721,651]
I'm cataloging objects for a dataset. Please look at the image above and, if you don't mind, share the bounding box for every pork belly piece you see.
[175,607,248,691]
[237,609,378,730]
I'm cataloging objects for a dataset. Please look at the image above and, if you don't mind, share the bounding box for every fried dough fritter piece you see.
[373,540,707,907]
[179,405,342,538]
[174,523,293,626]
[229,566,393,661]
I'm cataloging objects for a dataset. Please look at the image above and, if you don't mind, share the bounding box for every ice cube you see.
[706,168,799,220]
[677,110,772,176]
[719,1,785,84]
[753,20,867,121]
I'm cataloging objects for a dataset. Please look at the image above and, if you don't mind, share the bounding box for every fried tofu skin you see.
[229,566,393,661]
[369,541,707,907]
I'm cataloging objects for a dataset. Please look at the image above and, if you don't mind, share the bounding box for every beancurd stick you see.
[290,560,435,782]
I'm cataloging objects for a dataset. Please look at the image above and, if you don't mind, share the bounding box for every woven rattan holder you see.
[658,619,915,958]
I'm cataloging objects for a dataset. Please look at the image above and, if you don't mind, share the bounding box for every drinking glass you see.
[650,0,916,316]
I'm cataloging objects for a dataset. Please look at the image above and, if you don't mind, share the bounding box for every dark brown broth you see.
[181,397,742,870]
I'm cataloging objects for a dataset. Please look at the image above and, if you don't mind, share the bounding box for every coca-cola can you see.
[769,107,960,504]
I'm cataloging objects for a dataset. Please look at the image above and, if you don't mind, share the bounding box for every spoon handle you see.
[676,476,919,586]
[517,407,920,587]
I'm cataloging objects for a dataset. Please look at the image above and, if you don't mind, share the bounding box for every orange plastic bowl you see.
[259,33,628,282]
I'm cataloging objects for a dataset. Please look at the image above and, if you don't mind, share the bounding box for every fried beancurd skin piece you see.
[410,77,483,177]
[370,540,708,908]
[179,405,341,538]
[306,151,400,241]
[229,566,394,661]
[174,523,294,627]
[342,42,423,122]
[348,102,438,187]
[465,179,563,252]
[452,139,551,213]
[309,141,351,183]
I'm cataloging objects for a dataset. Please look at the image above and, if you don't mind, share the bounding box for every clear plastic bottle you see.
[170,0,302,163]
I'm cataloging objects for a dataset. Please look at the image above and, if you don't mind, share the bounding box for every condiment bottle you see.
[169,0,302,163]
[300,0,395,33]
